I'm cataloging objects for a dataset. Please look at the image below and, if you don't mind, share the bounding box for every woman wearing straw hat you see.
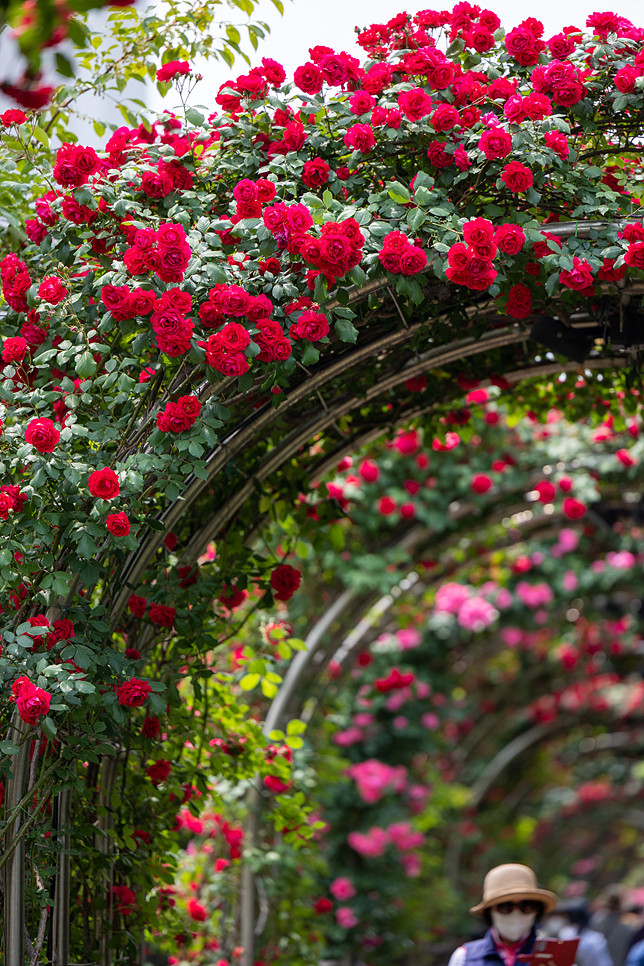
[448,864,558,966]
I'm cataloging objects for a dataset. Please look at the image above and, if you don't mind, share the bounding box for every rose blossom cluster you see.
[11,675,52,725]
[156,395,201,433]
[446,217,498,291]
[378,230,428,276]
[346,758,407,803]
[1,254,31,313]
[53,143,101,189]
[122,222,191,285]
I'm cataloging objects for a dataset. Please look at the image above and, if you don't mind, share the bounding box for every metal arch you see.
[175,325,529,566]
[307,355,627,482]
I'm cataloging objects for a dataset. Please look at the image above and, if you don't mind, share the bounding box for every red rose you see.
[38,276,67,304]
[2,336,28,364]
[501,161,534,193]
[216,352,250,377]
[292,310,330,342]
[398,88,433,121]
[563,498,586,519]
[302,158,331,188]
[270,564,301,601]
[25,220,47,244]
[146,759,172,784]
[506,283,533,319]
[106,511,131,536]
[471,474,492,494]
[264,775,290,793]
[462,218,496,259]
[535,480,556,502]
[495,223,525,255]
[314,898,334,914]
[559,257,594,292]
[157,60,191,82]
[113,886,137,916]
[426,141,453,168]
[47,618,75,649]
[479,127,512,160]
[101,285,133,320]
[505,23,545,65]
[188,900,207,922]
[624,243,644,270]
[344,124,376,154]
[294,62,323,94]
[116,678,152,707]
[586,11,622,37]
[149,603,176,627]
[616,448,637,467]
[349,90,374,115]
[142,715,160,737]
[21,319,47,350]
[88,467,120,500]
[17,686,51,725]
[399,247,428,276]
[25,417,60,453]
[129,594,147,617]
[378,496,396,515]
[431,103,460,132]
[615,66,640,93]
[130,289,156,316]
[1,109,27,125]
[544,131,570,161]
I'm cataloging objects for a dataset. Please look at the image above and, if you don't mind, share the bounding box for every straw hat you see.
[470,864,558,915]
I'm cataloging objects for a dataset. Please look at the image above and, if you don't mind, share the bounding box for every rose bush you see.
[2,3,644,963]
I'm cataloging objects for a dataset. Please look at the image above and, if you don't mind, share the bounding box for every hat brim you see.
[470,889,558,916]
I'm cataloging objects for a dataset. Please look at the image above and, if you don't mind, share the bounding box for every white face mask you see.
[545,917,568,937]
[491,909,537,943]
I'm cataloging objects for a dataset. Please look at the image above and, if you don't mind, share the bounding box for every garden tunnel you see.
[4,4,644,966]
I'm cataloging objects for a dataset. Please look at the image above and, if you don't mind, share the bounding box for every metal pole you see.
[51,787,71,966]
[4,715,30,966]
[95,753,120,966]
[240,589,357,966]
[240,784,260,966]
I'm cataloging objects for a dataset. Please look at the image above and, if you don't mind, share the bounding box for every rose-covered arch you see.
[2,3,644,965]
[218,404,644,966]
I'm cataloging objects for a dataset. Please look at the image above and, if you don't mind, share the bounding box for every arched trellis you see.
[233,421,644,965]
[107,218,641,627]
[4,212,642,966]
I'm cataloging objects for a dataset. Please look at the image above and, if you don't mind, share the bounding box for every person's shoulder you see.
[625,938,644,966]
[447,944,468,966]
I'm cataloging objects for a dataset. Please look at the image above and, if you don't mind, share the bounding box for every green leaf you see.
[388,181,411,203]
[407,207,427,231]
[32,126,49,148]
[185,107,205,127]
[335,318,358,343]
[285,735,303,749]
[288,638,307,651]
[77,532,97,559]
[76,351,97,379]
[300,343,320,366]
[329,522,346,550]
[286,719,306,735]
[42,716,58,739]
[239,673,260,691]
[55,53,76,78]
[261,679,278,697]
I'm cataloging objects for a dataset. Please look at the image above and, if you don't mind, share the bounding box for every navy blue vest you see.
[464,929,537,966]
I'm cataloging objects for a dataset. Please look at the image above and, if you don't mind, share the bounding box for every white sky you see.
[1,0,643,143]
[147,0,644,116]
